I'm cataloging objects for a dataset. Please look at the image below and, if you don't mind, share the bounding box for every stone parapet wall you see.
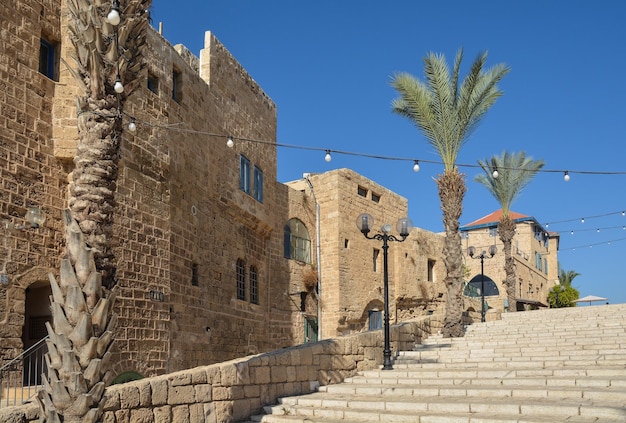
[0,314,442,422]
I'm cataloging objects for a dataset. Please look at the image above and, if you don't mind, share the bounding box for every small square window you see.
[371,192,380,203]
[357,186,368,197]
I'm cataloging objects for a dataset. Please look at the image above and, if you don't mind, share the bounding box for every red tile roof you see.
[463,209,530,228]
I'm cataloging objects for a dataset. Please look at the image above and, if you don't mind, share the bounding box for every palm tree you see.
[474,151,545,312]
[391,49,509,337]
[36,1,151,421]
[548,264,580,307]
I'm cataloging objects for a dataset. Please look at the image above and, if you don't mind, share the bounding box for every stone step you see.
[257,393,626,422]
[250,305,626,422]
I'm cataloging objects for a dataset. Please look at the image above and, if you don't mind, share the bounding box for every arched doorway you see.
[21,280,51,385]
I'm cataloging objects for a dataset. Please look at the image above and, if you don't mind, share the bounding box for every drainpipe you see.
[304,173,322,340]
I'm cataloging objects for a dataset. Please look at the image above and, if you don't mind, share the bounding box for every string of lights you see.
[117,112,626,180]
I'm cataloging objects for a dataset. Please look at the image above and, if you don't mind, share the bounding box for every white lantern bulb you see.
[128,121,136,132]
[107,9,121,26]
[413,161,420,172]
[114,80,124,93]
[227,137,234,148]
[324,151,332,162]
[492,170,499,178]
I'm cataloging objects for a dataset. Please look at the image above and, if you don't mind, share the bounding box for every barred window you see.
[250,266,259,304]
[236,258,246,300]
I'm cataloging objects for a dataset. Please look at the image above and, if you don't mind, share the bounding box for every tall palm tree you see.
[475,151,545,312]
[391,49,509,337]
[37,1,151,421]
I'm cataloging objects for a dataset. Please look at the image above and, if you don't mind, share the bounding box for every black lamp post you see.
[468,245,497,322]
[357,213,412,370]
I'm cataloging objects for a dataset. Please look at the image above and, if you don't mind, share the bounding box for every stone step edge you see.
[264,397,625,420]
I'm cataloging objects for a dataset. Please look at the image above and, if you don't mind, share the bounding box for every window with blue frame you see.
[253,166,263,203]
[39,38,57,81]
[239,154,251,194]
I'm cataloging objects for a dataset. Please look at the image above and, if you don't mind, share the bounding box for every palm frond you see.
[475,151,545,214]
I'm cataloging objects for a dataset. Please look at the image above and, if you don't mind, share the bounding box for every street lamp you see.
[468,245,497,322]
[356,213,412,370]
[4,207,46,231]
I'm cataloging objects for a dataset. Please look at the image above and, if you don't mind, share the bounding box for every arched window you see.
[283,218,311,263]
[250,265,259,304]
[236,259,246,300]
[463,275,500,297]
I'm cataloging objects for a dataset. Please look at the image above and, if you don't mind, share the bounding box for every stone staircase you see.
[249,304,626,422]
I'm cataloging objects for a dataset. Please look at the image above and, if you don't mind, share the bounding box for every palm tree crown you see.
[391,49,510,169]
[475,151,545,215]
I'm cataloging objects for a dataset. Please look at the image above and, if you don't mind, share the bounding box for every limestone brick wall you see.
[0,314,443,423]
[0,0,66,365]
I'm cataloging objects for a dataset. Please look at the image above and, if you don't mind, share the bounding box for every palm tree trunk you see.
[498,216,517,312]
[69,98,122,289]
[438,169,466,338]
[36,210,116,423]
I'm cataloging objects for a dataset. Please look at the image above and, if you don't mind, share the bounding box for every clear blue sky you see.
[151,1,626,305]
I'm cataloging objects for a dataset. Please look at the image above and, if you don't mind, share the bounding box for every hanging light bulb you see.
[622,211,625,217]
[324,150,332,162]
[492,167,499,178]
[597,228,600,233]
[563,171,570,182]
[107,0,121,26]
[546,223,549,229]
[114,75,124,93]
[226,136,234,148]
[570,230,574,235]
[128,118,136,132]
[413,160,420,172]
[581,217,585,224]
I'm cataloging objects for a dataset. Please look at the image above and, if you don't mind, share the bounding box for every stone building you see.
[460,210,560,320]
[0,0,447,385]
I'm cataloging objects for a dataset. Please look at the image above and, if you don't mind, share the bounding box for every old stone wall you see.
[0,314,443,423]
[0,0,66,365]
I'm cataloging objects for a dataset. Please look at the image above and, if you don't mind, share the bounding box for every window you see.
[427,259,436,282]
[357,186,368,197]
[253,166,263,202]
[489,227,498,237]
[39,38,58,80]
[236,259,246,300]
[368,310,382,330]
[371,192,381,203]
[461,231,469,239]
[191,263,199,286]
[284,218,311,263]
[147,73,159,94]
[373,248,380,272]
[172,68,182,102]
[239,155,251,194]
[250,266,259,304]
[544,258,548,275]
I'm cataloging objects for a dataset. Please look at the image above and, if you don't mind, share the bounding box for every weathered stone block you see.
[150,378,168,406]
[129,408,153,423]
[168,384,195,405]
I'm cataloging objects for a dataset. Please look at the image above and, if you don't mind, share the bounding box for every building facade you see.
[460,210,560,321]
